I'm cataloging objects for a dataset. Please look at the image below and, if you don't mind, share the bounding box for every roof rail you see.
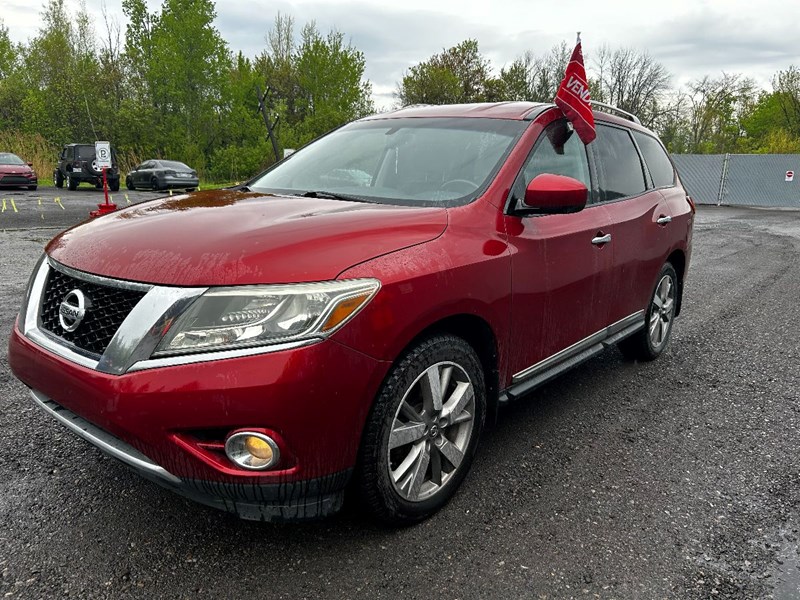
[590,101,641,125]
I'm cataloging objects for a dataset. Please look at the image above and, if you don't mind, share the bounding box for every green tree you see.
[0,20,16,79]
[683,74,756,153]
[256,16,374,154]
[397,39,492,106]
[18,0,102,142]
[293,27,374,144]
[772,66,800,137]
[209,52,272,181]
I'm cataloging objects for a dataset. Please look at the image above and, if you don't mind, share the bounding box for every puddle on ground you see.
[773,529,800,599]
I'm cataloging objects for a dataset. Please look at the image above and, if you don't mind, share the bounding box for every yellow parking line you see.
[54,197,64,210]
[11,199,18,212]
[2,198,6,212]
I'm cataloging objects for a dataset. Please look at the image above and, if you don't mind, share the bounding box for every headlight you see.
[19,253,46,325]
[153,278,380,356]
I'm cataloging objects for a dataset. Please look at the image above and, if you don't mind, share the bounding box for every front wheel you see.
[126,177,135,190]
[28,185,37,191]
[55,171,64,188]
[109,180,120,192]
[151,177,160,191]
[67,175,78,191]
[357,335,486,525]
[618,262,678,361]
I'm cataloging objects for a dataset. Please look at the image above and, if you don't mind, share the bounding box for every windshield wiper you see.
[299,190,374,203]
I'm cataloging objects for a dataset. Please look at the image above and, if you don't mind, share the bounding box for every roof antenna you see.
[84,93,98,140]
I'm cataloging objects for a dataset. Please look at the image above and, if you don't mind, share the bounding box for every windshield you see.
[0,153,24,165]
[250,117,527,207]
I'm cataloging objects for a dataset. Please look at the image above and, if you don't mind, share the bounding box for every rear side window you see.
[594,124,646,201]
[632,131,675,188]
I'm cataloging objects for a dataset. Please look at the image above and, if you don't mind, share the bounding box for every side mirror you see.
[519,173,588,215]
[27,162,33,167]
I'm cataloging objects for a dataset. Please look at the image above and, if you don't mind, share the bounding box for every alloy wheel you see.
[649,274,675,349]
[388,361,475,502]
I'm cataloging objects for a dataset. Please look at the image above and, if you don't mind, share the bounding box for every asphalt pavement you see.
[1,203,799,599]
[0,186,176,230]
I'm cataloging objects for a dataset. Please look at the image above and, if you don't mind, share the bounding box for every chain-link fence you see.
[671,154,800,208]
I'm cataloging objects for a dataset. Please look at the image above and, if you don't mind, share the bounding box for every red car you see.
[0,152,38,190]
[9,102,693,524]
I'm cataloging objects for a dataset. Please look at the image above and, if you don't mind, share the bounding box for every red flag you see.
[554,37,596,144]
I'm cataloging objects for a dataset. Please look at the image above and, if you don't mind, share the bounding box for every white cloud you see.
[3,0,798,108]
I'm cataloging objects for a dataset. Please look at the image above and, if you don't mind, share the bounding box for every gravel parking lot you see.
[1,202,799,599]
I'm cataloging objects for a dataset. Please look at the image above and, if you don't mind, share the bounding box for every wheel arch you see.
[398,313,500,427]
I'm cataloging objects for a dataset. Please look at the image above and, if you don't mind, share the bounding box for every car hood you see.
[0,165,32,174]
[46,190,448,286]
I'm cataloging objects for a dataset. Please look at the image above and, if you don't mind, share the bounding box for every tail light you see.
[686,195,696,215]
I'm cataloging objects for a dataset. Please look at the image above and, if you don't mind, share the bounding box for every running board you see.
[498,311,644,404]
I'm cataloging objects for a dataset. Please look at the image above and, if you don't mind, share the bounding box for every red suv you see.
[9,102,693,524]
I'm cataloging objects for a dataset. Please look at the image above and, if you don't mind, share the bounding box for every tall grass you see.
[0,131,57,178]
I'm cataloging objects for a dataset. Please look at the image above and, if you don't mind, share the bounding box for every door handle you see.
[591,233,612,245]
[656,215,672,225]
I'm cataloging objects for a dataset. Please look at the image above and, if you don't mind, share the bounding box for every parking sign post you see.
[90,141,117,217]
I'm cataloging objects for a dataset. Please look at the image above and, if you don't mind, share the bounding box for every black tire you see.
[28,185,37,191]
[185,188,196,192]
[356,335,486,525]
[151,177,160,191]
[109,181,120,192]
[618,262,678,361]
[126,177,135,190]
[67,175,78,191]
[55,171,64,188]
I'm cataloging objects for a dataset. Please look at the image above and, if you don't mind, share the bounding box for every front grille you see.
[40,267,147,356]
[0,176,30,184]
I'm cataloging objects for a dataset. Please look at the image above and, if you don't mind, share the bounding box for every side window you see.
[593,124,647,201]
[514,119,591,200]
[632,131,675,188]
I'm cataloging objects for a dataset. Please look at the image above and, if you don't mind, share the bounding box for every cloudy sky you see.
[3,0,798,108]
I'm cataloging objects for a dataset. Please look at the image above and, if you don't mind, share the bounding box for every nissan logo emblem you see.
[59,289,88,332]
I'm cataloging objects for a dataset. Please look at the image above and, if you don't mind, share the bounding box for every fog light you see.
[224,432,280,470]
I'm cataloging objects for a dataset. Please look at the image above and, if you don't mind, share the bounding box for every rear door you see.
[592,123,671,324]
[631,129,691,239]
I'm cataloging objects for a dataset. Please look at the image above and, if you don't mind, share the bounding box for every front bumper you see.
[0,174,37,187]
[9,324,390,520]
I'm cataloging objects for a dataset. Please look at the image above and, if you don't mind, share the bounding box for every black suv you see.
[55,144,121,191]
